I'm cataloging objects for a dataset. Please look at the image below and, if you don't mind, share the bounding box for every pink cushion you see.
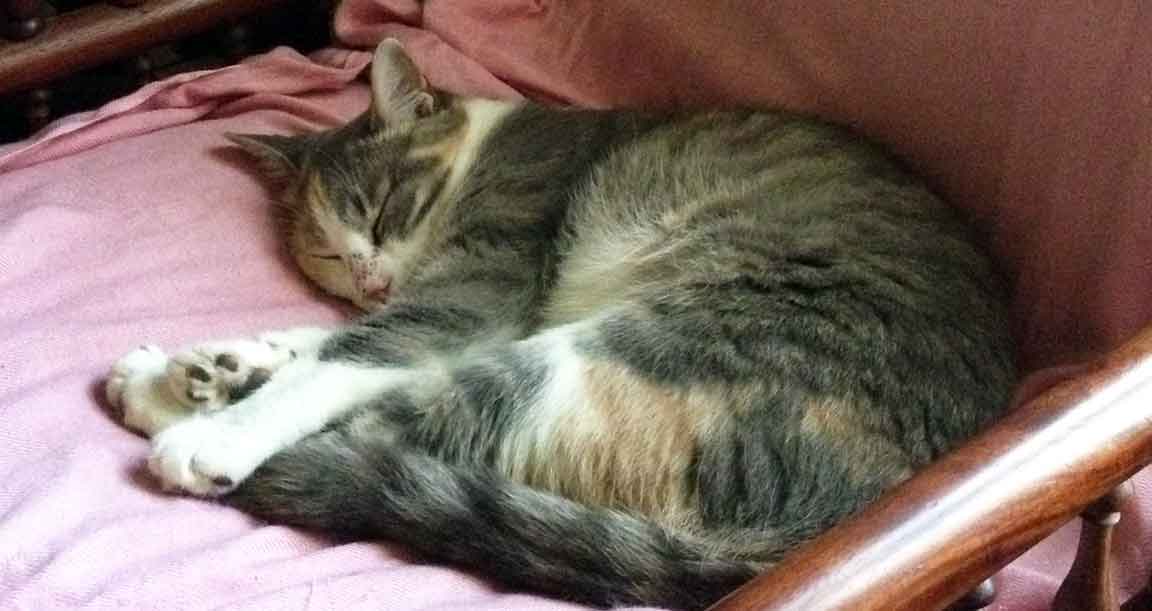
[0,50,648,611]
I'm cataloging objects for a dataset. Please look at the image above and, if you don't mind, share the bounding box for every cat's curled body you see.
[106,41,1015,610]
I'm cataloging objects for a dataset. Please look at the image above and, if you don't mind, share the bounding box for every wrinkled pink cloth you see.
[0,44,643,611]
[1,1,1150,609]
[0,48,367,172]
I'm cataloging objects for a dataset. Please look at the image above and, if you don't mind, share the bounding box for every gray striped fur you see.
[225,41,1014,609]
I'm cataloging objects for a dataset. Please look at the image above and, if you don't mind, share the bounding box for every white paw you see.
[106,344,166,408]
[148,417,266,497]
[107,345,192,437]
[166,339,296,411]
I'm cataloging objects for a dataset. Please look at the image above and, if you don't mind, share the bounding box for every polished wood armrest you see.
[1,0,333,141]
[0,0,290,96]
[710,325,1152,611]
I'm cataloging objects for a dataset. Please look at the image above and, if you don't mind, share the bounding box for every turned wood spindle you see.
[220,21,254,62]
[1052,482,1134,611]
[1119,484,1150,611]
[131,52,156,86]
[946,577,997,611]
[23,87,52,132]
[3,0,47,40]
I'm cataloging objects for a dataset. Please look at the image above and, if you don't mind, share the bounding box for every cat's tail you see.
[227,430,779,610]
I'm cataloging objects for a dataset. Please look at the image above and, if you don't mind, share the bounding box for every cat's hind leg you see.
[227,400,762,610]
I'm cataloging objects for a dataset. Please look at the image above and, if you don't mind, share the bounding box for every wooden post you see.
[1053,484,1133,611]
[945,577,996,611]
[23,87,51,132]
[3,0,48,40]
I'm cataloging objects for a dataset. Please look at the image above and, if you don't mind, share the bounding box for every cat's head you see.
[228,40,466,311]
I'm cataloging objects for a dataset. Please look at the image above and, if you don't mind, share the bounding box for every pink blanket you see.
[1,1,1149,609]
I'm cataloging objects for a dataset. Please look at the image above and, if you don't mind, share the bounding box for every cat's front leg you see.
[107,326,411,496]
[165,326,335,411]
[145,354,416,497]
[106,327,331,437]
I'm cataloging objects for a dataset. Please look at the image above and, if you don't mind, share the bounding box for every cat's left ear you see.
[368,38,436,130]
[225,133,307,180]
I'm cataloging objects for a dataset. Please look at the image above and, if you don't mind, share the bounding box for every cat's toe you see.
[106,345,167,408]
[148,418,259,497]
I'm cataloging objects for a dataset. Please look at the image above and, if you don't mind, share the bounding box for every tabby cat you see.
[105,40,1015,609]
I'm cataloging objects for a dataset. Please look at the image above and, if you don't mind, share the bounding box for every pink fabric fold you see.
[0,48,371,173]
[0,82,652,611]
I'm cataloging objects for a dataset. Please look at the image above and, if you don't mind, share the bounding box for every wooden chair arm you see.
[0,0,290,97]
[709,324,1152,611]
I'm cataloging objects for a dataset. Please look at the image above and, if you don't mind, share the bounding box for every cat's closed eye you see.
[371,198,393,246]
[311,253,342,261]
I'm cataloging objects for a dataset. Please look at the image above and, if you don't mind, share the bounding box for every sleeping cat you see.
[105,40,1015,610]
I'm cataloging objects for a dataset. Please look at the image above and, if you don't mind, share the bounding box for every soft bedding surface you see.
[0,49,641,611]
[1,1,1150,610]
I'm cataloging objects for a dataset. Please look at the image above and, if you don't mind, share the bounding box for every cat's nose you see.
[364,279,392,304]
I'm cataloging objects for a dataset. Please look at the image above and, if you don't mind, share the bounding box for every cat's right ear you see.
[368,38,435,131]
[225,133,306,180]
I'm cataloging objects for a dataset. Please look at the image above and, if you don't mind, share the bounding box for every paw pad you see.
[186,365,212,382]
[214,353,240,372]
[167,341,291,411]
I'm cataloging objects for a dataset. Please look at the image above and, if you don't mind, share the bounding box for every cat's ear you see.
[368,38,435,130]
[225,133,307,180]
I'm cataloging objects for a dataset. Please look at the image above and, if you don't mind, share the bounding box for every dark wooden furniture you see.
[0,0,332,141]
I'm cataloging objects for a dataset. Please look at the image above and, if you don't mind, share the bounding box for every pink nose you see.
[363,279,392,303]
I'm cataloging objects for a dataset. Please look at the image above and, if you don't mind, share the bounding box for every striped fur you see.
[222,40,1016,609]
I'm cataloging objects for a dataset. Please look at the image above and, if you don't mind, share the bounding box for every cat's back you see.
[543,107,1014,464]
[549,108,989,325]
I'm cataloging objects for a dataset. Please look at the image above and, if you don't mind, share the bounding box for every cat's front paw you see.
[107,345,192,436]
[148,417,262,497]
[166,339,296,412]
